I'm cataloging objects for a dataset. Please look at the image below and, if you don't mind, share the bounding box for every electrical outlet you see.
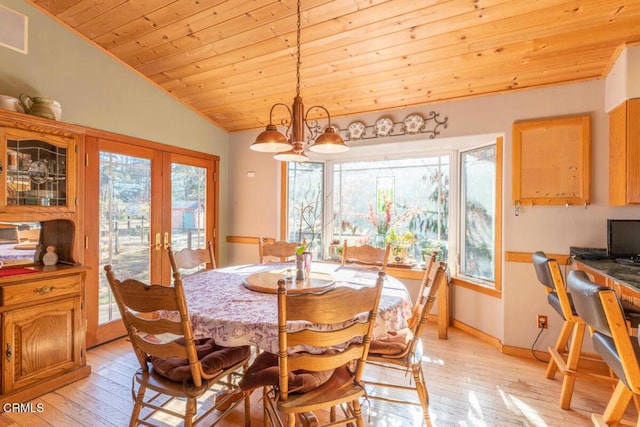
[537,315,548,329]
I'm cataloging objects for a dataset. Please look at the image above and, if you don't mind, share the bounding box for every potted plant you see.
[385,229,416,263]
[421,239,446,262]
[328,238,342,259]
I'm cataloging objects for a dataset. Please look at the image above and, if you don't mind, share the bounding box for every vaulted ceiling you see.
[28,0,640,132]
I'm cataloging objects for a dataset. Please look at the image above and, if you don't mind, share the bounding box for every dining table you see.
[165,262,413,354]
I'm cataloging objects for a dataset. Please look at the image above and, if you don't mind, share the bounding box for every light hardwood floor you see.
[0,326,633,426]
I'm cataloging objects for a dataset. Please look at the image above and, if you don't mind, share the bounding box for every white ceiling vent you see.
[0,4,27,54]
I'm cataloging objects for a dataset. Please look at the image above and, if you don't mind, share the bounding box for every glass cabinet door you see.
[1,128,77,212]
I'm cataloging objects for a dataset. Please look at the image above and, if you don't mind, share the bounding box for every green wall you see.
[0,0,231,262]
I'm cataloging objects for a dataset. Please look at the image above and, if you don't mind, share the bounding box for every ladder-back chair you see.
[258,237,299,263]
[104,263,251,427]
[246,272,384,427]
[169,242,216,273]
[365,254,448,426]
[341,240,390,272]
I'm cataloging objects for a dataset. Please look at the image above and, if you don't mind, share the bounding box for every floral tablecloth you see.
[165,263,412,354]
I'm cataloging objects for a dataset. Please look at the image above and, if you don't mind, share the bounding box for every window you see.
[460,145,496,283]
[285,136,501,290]
[285,162,324,259]
[332,157,449,264]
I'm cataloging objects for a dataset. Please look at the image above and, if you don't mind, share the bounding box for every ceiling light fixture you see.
[250,0,349,162]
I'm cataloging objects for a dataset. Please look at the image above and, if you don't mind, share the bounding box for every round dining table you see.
[164,262,413,354]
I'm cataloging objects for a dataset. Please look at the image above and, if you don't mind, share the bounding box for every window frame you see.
[453,137,503,296]
[281,135,503,295]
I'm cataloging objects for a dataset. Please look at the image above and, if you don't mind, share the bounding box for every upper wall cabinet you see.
[0,118,79,213]
[512,114,591,206]
[609,98,640,206]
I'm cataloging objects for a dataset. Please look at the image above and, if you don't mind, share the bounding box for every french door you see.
[84,135,218,347]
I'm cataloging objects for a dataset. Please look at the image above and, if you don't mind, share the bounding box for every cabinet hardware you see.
[164,232,170,250]
[155,233,162,251]
[33,285,54,294]
[5,344,11,361]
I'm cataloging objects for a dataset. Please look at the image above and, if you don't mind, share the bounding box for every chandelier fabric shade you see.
[249,0,348,161]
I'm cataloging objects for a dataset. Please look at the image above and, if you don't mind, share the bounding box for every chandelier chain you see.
[296,0,301,98]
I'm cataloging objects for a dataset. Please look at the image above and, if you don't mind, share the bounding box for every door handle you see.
[155,233,162,251]
[164,232,170,250]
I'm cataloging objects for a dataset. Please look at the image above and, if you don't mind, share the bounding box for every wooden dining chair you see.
[567,270,640,427]
[240,271,385,427]
[104,263,252,427]
[258,237,299,263]
[341,240,390,272]
[169,241,216,273]
[532,251,617,409]
[365,254,448,427]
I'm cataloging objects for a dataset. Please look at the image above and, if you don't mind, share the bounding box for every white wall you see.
[605,45,640,112]
[0,0,232,264]
[228,80,640,348]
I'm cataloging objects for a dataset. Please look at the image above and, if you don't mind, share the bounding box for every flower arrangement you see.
[366,199,393,235]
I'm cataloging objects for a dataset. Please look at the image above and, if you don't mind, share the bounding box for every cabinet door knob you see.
[5,343,11,361]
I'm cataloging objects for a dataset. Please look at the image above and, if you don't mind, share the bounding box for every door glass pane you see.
[460,145,496,282]
[171,163,207,254]
[99,152,152,325]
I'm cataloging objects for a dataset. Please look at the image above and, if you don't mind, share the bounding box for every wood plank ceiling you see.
[28,0,640,133]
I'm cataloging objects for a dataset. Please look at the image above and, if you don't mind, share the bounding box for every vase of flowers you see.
[295,242,311,281]
[366,199,392,247]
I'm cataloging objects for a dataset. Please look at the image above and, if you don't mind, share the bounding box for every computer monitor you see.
[607,219,640,259]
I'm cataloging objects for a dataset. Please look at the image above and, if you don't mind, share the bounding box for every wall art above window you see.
[339,112,448,141]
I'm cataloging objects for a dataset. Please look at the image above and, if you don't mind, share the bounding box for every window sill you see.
[452,276,501,298]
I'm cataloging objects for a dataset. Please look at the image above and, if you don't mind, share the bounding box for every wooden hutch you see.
[0,110,89,404]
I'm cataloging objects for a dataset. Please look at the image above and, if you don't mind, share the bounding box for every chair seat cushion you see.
[238,351,334,393]
[151,337,250,383]
[277,364,362,412]
[369,327,414,355]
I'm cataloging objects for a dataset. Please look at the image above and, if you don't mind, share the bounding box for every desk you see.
[573,258,640,305]
[169,263,412,354]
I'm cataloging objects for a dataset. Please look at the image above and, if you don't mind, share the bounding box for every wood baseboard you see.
[449,320,609,374]
[451,320,501,347]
